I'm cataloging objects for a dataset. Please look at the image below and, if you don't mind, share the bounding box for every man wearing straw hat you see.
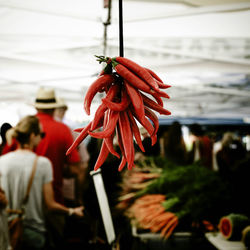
[33,87,81,248]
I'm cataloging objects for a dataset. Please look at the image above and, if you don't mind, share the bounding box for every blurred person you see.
[0,123,12,154]
[211,132,223,171]
[54,97,90,206]
[216,132,247,180]
[0,122,18,155]
[188,123,213,170]
[216,132,248,214]
[0,115,84,250]
[162,121,187,165]
[32,87,81,249]
[1,123,11,155]
[0,176,9,250]
[33,88,81,204]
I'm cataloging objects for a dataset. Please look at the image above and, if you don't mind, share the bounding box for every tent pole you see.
[119,0,124,57]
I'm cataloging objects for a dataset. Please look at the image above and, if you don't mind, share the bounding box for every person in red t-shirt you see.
[188,123,213,170]
[32,87,81,248]
[33,87,80,204]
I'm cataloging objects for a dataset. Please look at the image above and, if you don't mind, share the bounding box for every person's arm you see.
[43,181,84,217]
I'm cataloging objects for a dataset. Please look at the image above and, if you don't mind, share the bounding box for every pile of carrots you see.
[116,167,161,210]
[66,56,171,171]
[128,194,179,239]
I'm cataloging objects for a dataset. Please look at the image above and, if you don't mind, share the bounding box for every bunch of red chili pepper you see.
[66,55,171,171]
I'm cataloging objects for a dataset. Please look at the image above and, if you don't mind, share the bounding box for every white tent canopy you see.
[0,0,250,126]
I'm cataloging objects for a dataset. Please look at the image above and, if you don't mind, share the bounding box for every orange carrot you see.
[164,218,178,239]
[160,216,178,239]
[150,212,176,232]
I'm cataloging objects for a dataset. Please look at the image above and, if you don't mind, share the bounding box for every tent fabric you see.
[0,0,250,126]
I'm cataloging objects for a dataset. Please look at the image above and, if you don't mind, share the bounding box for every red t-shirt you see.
[1,139,18,155]
[35,113,80,204]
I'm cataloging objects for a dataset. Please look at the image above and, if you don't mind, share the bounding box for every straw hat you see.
[56,97,68,110]
[33,87,61,109]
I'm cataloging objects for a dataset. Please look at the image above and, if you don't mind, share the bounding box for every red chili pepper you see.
[112,62,154,95]
[93,140,110,171]
[84,74,115,115]
[144,107,159,138]
[130,105,155,139]
[118,111,134,170]
[89,110,119,139]
[124,81,145,122]
[91,84,121,130]
[116,125,125,157]
[141,93,171,116]
[155,89,170,99]
[127,109,145,152]
[116,125,127,171]
[90,104,107,131]
[73,128,83,133]
[144,67,163,83]
[156,79,171,89]
[102,112,120,159]
[152,92,164,107]
[144,68,171,89]
[105,133,120,159]
[66,122,92,155]
[114,57,159,91]
[102,87,130,112]
[118,155,127,172]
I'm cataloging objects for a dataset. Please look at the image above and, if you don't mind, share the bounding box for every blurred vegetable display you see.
[116,157,234,239]
[67,56,171,171]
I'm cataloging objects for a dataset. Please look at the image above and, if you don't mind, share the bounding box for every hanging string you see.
[119,0,124,57]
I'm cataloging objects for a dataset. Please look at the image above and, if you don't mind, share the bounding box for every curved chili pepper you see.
[74,117,103,133]
[127,109,145,152]
[112,62,155,95]
[89,110,119,139]
[102,87,130,112]
[130,105,155,145]
[105,133,120,159]
[152,92,164,107]
[91,84,121,130]
[141,93,171,116]
[116,124,128,171]
[90,104,107,131]
[155,89,170,99]
[144,68,171,89]
[118,111,134,170]
[130,106,153,135]
[116,125,125,157]
[114,57,159,91]
[84,74,115,115]
[73,128,83,133]
[93,140,110,171]
[118,155,127,172]
[156,79,171,89]
[102,111,120,158]
[144,107,159,137]
[144,67,163,83]
[124,81,145,122]
[66,122,92,155]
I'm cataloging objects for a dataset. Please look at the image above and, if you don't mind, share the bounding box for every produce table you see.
[205,232,246,250]
[131,226,217,250]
